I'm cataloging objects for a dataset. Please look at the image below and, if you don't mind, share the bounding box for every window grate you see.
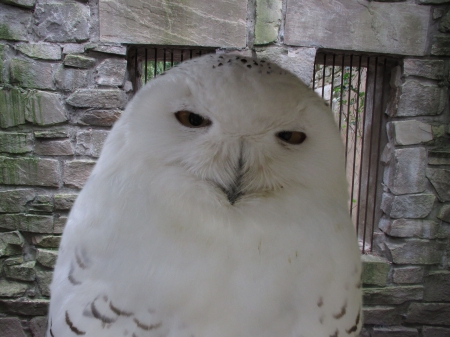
[313,52,397,253]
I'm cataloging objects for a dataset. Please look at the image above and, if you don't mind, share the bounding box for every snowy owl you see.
[47,54,362,337]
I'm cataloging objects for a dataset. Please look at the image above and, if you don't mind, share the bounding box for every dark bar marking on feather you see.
[50,328,55,337]
[133,318,162,331]
[65,311,86,335]
[333,302,347,319]
[75,252,87,269]
[91,301,117,324]
[330,329,339,337]
[109,301,133,317]
[68,264,81,285]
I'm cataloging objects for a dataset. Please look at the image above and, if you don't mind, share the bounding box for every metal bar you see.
[163,48,166,71]
[144,48,148,83]
[338,55,345,130]
[170,49,174,68]
[330,54,336,109]
[190,49,193,59]
[321,53,326,98]
[344,55,353,163]
[134,48,138,86]
[312,54,317,91]
[153,48,157,78]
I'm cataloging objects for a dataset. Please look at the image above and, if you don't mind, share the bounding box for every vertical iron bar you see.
[312,54,317,91]
[153,48,157,78]
[170,49,174,68]
[330,55,336,109]
[134,48,138,85]
[181,49,184,62]
[321,53,326,98]
[338,55,345,130]
[163,48,166,71]
[344,55,354,163]
[144,48,148,83]
[189,49,193,59]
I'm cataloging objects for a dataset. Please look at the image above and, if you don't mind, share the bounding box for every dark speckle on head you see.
[218,63,223,67]
[247,65,252,68]
[218,55,223,59]
[240,59,248,63]
[253,61,259,65]
[212,65,215,69]
[227,59,231,63]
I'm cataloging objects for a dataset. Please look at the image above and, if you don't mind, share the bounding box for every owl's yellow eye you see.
[277,131,307,145]
[175,111,211,128]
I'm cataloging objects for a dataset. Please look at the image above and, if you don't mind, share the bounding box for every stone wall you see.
[0,0,449,336]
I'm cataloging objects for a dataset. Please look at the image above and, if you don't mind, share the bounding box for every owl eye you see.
[175,111,212,128]
[277,131,307,145]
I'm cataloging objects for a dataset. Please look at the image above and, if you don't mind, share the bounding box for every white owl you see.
[47,54,362,337]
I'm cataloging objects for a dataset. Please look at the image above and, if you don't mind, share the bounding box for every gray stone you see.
[0,88,27,128]
[363,285,423,305]
[0,189,35,213]
[36,248,57,268]
[381,193,435,219]
[4,256,24,266]
[403,59,446,80]
[35,139,74,156]
[67,89,127,108]
[419,0,450,3]
[440,9,450,33]
[15,43,62,60]
[387,121,432,145]
[95,58,127,86]
[0,3,32,41]
[0,298,49,316]
[54,194,77,210]
[431,35,450,56]
[383,147,427,195]
[92,44,127,55]
[36,270,52,297]
[372,327,418,337]
[0,242,21,257]
[285,1,429,55]
[438,204,450,222]
[10,58,56,90]
[34,129,69,139]
[0,317,26,337]
[32,235,61,248]
[0,279,28,297]
[255,47,316,86]
[406,303,450,325]
[63,43,85,54]
[423,327,450,337]
[379,218,439,239]
[255,0,282,45]
[53,216,67,234]
[0,0,35,8]
[100,0,247,47]
[0,43,13,84]
[63,160,96,189]
[0,230,25,246]
[0,132,33,154]
[29,195,53,213]
[426,168,450,202]
[0,156,60,187]
[29,316,48,337]
[424,270,450,301]
[392,266,424,284]
[384,239,444,264]
[362,306,402,325]
[34,1,90,42]
[76,130,108,157]
[54,65,89,91]
[4,261,36,281]
[78,109,122,127]
[64,54,96,68]
[0,214,53,233]
[434,7,446,19]
[429,146,450,165]
[361,254,391,286]
[396,79,447,117]
[25,90,68,126]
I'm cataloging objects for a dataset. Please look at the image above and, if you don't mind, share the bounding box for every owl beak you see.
[218,147,244,205]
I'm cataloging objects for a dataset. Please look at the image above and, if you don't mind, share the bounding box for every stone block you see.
[25,90,68,126]
[54,65,89,91]
[396,79,447,116]
[285,1,429,55]
[383,147,427,195]
[4,261,36,281]
[10,58,56,90]
[15,43,61,60]
[392,266,424,284]
[255,47,316,86]
[406,303,450,325]
[440,8,450,32]
[429,146,450,165]
[36,248,57,268]
[29,195,53,213]
[4,256,24,265]
[438,204,450,222]
[0,214,53,233]
[36,270,52,297]
[95,58,127,86]
[424,270,450,302]
[0,0,35,8]
[403,59,447,80]
[0,43,13,84]
[35,139,74,156]
[0,241,22,257]
[422,327,450,337]
[0,88,27,128]
[29,316,48,337]
[387,121,432,145]
[32,235,61,248]
[0,230,25,246]
[0,317,26,337]
[34,1,90,42]
[0,132,33,154]
[379,218,439,239]
[426,168,450,202]
[372,327,418,337]
[384,239,444,264]
[92,44,127,55]
[0,3,31,41]
[63,160,96,188]
[0,279,28,297]
[255,0,282,45]
[100,0,247,47]
[67,88,127,108]
[54,194,77,210]
[76,130,108,157]
[363,306,402,325]
[64,54,96,68]
[0,189,35,213]
[381,193,435,219]
[78,109,121,126]
[363,285,423,305]
[419,0,450,3]
[432,35,450,56]
[361,254,391,286]
[63,43,85,54]
[0,156,60,187]
[34,129,69,139]
[53,215,67,234]
[0,298,49,316]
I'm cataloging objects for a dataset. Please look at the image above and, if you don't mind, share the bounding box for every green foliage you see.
[143,61,179,84]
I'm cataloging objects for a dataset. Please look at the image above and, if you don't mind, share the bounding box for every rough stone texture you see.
[381,193,435,219]
[403,59,447,80]
[384,239,444,265]
[76,130,108,157]
[95,58,127,86]
[406,303,450,325]
[54,65,89,91]
[392,266,424,284]
[419,0,450,3]
[424,270,450,302]
[10,58,56,90]
[0,132,33,153]
[78,109,121,126]
[34,1,90,42]
[34,129,69,139]
[15,43,62,61]
[36,249,57,268]
[440,9,450,32]
[0,156,60,187]
[363,306,402,325]
[35,139,74,156]
[396,79,447,117]
[35,270,52,297]
[25,90,68,126]
[363,285,423,305]
[92,44,127,55]
[63,160,96,188]
[426,168,450,202]
[32,235,61,248]
[0,299,49,316]
[438,204,450,222]
[67,88,127,108]
[53,216,67,234]
[29,195,53,213]
[379,218,439,239]
[64,54,96,68]
[431,35,450,56]
[0,279,28,297]
[0,231,25,246]
[383,147,427,195]
[4,261,36,281]
[0,317,26,337]
[362,255,391,286]
[0,189,35,213]
[372,327,419,337]
[29,316,47,337]
[100,0,247,47]
[0,214,53,233]
[0,88,27,128]
[429,146,450,165]
[285,1,429,55]
[0,0,35,9]
[255,0,282,45]
[54,194,77,211]
[0,3,32,41]
[387,120,432,145]
[422,327,450,337]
